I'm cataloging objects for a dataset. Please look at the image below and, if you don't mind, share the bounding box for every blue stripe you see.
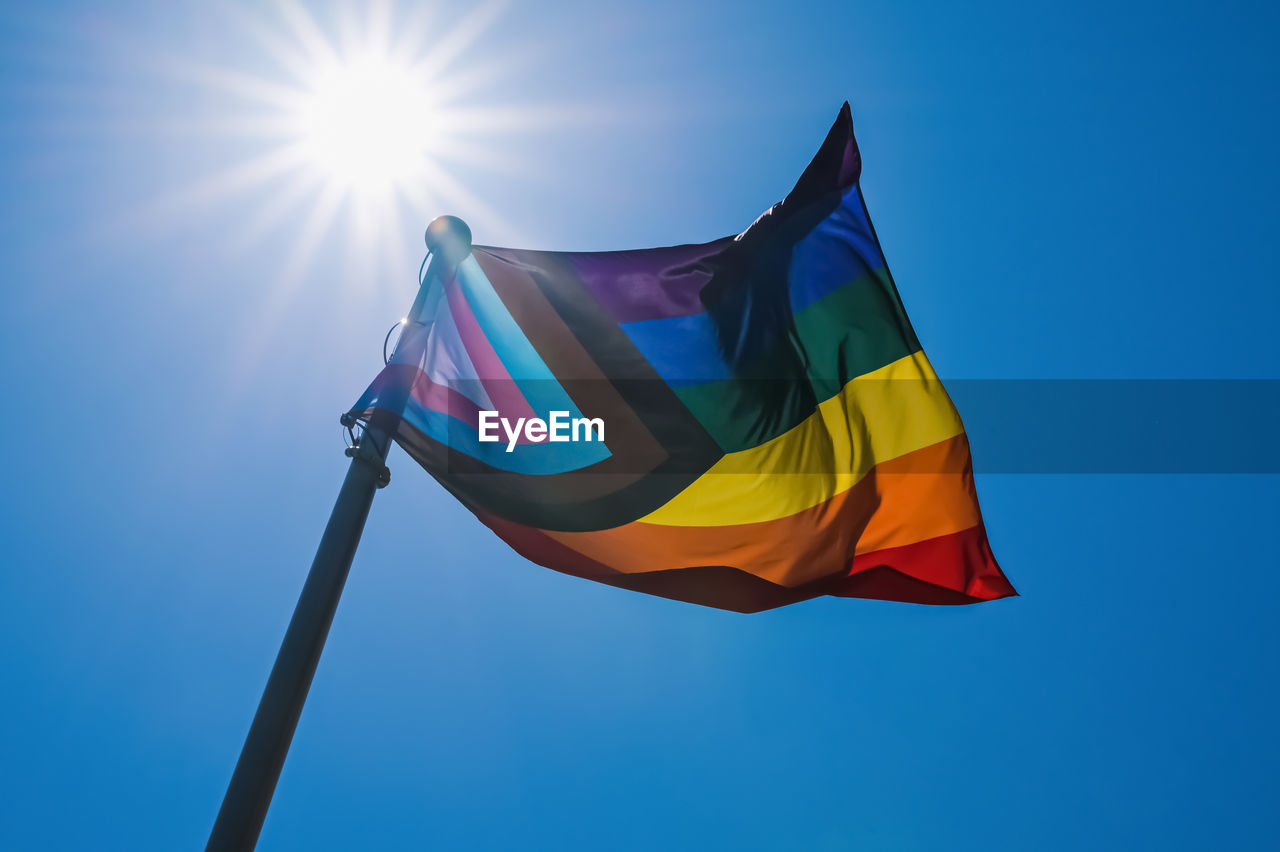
[618,312,734,387]
[788,185,885,314]
[616,185,886,387]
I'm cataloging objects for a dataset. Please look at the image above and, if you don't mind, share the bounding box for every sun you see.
[112,0,616,400]
[295,54,437,193]
[140,0,597,294]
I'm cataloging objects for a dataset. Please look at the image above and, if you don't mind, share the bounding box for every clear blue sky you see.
[2,1,1278,849]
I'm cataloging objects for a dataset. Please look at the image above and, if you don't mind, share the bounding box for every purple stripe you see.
[478,239,734,324]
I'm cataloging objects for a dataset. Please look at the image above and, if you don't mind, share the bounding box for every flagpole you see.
[206,216,473,852]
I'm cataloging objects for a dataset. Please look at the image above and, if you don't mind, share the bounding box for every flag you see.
[349,103,1016,612]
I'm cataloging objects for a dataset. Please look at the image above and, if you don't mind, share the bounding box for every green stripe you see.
[673,266,922,452]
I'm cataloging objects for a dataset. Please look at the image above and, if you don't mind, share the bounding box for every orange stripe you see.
[854,431,981,556]
[539,433,981,587]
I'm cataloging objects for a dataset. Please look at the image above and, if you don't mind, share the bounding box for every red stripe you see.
[839,525,1016,604]
[472,506,1013,612]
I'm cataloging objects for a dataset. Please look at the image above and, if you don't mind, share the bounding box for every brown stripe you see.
[478,252,668,499]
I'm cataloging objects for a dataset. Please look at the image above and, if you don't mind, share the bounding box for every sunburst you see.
[137,0,575,291]
[110,0,606,393]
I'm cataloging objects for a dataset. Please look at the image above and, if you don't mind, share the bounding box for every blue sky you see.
[1,1,1278,849]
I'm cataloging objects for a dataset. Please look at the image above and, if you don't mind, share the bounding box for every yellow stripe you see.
[640,351,964,526]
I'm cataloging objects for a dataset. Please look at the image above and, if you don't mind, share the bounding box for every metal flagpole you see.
[205,216,473,852]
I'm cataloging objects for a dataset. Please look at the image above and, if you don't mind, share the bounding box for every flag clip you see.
[344,443,391,488]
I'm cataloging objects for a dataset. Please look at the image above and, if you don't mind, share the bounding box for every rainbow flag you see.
[350,104,1015,612]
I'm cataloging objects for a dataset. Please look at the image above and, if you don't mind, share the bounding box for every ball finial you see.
[424,215,473,267]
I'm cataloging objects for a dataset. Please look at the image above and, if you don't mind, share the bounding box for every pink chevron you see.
[445,277,537,422]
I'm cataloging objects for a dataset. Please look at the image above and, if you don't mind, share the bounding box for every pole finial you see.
[424,215,472,267]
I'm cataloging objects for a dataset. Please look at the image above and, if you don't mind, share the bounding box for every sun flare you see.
[295,55,437,193]
[143,0,605,307]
